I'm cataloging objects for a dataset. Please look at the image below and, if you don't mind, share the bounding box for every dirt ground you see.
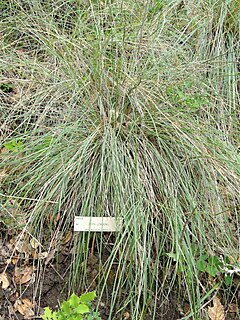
[0,223,239,320]
[0,221,183,320]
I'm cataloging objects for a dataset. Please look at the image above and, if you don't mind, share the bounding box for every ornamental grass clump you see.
[0,1,239,319]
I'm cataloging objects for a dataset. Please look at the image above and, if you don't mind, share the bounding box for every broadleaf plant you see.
[41,291,101,320]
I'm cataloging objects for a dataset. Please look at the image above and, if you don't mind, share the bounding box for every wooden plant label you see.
[74,216,122,232]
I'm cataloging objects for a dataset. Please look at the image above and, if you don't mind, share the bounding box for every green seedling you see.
[166,82,208,110]
[0,82,14,93]
[41,291,101,320]
[196,254,237,286]
[33,136,58,152]
[4,139,24,152]
[168,251,236,287]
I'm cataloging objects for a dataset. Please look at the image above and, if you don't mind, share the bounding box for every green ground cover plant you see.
[0,0,239,319]
[42,291,101,320]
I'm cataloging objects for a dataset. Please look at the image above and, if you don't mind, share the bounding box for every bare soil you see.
[0,222,182,320]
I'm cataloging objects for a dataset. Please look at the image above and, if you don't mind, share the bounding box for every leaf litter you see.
[0,272,10,289]
[208,297,225,320]
[14,298,35,319]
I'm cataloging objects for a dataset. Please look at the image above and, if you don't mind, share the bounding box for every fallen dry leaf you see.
[45,249,56,265]
[0,170,8,181]
[31,249,48,260]
[123,311,130,319]
[228,303,238,313]
[13,299,21,309]
[15,240,30,255]
[6,257,19,265]
[208,297,225,320]
[62,230,72,245]
[0,272,10,289]
[14,298,34,319]
[30,238,40,249]
[14,266,33,284]
[38,251,48,259]
[47,213,60,226]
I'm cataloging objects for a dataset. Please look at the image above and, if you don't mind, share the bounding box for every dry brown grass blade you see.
[208,297,225,320]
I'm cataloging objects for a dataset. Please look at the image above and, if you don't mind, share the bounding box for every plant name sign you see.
[74,217,122,232]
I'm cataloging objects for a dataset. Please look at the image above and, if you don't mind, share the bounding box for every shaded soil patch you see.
[0,224,183,319]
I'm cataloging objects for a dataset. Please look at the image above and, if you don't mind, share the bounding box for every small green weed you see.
[41,291,101,320]
[0,82,14,93]
[196,254,240,286]
[3,137,56,153]
[168,251,238,288]
[4,139,24,152]
[166,81,208,110]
